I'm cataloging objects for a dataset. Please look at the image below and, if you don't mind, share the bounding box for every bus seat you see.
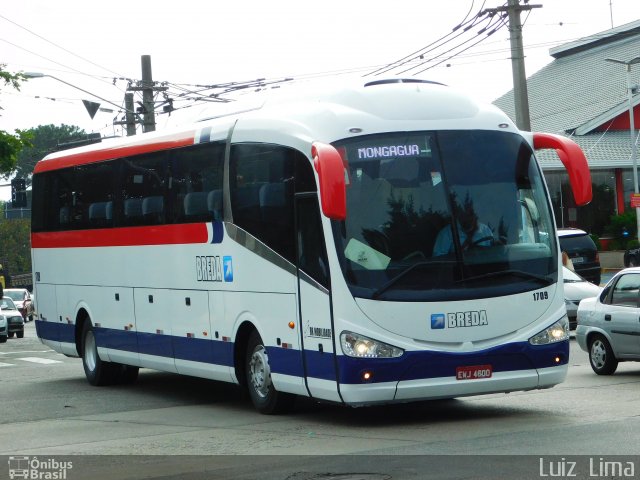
[207,190,223,221]
[59,206,71,225]
[124,198,143,219]
[105,201,113,220]
[361,178,393,228]
[88,202,108,221]
[259,183,285,222]
[184,191,209,217]
[142,196,164,222]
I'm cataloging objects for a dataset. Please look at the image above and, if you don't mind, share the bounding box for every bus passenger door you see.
[296,195,340,402]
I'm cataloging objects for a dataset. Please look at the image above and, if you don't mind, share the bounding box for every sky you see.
[0,0,639,199]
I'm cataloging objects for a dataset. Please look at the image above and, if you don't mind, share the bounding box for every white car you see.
[563,266,602,330]
[4,288,34,322]
[0,297,24,340]
[0,314,6,342]
[576,267,640,375]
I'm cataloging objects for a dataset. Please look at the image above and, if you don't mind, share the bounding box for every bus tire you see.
[81,321,117,386]
[589,334,618,375]
[245,330,294,414]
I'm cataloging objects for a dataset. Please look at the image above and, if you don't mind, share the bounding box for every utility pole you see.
[141,55,156,133]
[484,0,541,131]
[124,93,137,136]
[126,55,168,133]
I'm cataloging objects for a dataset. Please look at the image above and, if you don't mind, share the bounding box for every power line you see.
[408,15,509,75]
[0,13,124,78]
[365,1,491,77]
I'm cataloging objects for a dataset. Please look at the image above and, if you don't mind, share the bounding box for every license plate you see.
[456,364,493,380]
[572,256,585,264]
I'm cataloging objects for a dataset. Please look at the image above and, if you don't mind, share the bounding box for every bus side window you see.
[170,142,224,224]
[230,143,297,263]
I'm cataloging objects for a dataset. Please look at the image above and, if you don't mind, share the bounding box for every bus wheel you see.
[81,321,116,386]
[589,334,618,375]
[245,330,294,414]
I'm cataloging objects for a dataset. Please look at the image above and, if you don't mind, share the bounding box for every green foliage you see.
[0,65,31,176]
[0,202,31,274]
[15,124,87,183]
[0,129,32,174]
[590,233,601,250]
[605,210,637,239]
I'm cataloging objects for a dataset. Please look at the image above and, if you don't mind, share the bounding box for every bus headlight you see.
[529,316,569,345]
[340,331,404,358]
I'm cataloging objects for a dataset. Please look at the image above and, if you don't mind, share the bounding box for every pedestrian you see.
[562,251,575,271]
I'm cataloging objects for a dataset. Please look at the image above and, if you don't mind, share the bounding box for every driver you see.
[433,202,493,256]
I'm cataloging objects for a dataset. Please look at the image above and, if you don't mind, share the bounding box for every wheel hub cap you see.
[249,346,272,398]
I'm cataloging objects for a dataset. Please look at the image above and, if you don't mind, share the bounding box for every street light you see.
[605,57,640,241]
[22,72,134,116]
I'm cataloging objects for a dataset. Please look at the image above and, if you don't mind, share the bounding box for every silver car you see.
[563,266,601,330]
[576,268,640,375]
[0,297,24,340]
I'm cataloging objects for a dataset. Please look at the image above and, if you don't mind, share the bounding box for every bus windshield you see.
[331,130,558,301]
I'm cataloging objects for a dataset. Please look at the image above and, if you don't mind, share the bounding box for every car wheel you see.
[245,330,294,414]
[16,331,24,339]
[0,336,6,343]
[589,334,618,375]
[81,321,118,386]
[8,332,14,338]
[629,256,638,267]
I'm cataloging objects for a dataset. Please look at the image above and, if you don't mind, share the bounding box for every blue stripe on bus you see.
[211,220,224,244]
[36,321,567,384]
[95,327,138,353]
[336,340,569,384]
[304,350,338,381]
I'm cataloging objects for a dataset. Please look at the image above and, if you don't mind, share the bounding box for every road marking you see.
[18,357,63,364]
[0,362,14,367]
[0,350,51,355]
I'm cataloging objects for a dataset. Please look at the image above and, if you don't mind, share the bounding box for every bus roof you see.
[33,78,518,174]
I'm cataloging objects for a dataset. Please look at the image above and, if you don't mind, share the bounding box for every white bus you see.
[31,79,591,413]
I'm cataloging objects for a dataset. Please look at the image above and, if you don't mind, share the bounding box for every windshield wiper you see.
[455,269,553,286]
[372,260,455,299]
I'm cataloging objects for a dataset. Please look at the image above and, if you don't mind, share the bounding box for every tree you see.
[0,201,31,274]
[15,124,88,184]
[0,65,32,175]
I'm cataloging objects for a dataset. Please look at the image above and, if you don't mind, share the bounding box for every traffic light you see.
[11,178,27,208]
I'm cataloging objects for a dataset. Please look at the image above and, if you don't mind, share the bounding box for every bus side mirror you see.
[312,142,346,220]
[533,132,592,206]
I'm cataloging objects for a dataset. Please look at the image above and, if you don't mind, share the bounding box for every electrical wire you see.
[404,14,509,75]
[365,1,489,77]
[0,13,124,78]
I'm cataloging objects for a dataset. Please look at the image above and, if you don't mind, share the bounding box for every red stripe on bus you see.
[31,224,208,248]
[33,131,197,174]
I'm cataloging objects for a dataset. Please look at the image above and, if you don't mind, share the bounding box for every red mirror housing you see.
[312,142,346,220]
[533,132,592,206]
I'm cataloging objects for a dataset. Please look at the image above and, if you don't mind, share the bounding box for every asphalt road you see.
[1,320,639,479]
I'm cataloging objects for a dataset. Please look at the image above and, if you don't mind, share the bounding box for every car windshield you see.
[331,130,558,301]
[1,298,17,310]
[4,291,24,301]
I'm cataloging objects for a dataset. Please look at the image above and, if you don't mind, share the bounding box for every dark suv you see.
[558,228,601,285]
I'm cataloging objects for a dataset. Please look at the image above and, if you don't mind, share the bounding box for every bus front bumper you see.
[339,364,567,406]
